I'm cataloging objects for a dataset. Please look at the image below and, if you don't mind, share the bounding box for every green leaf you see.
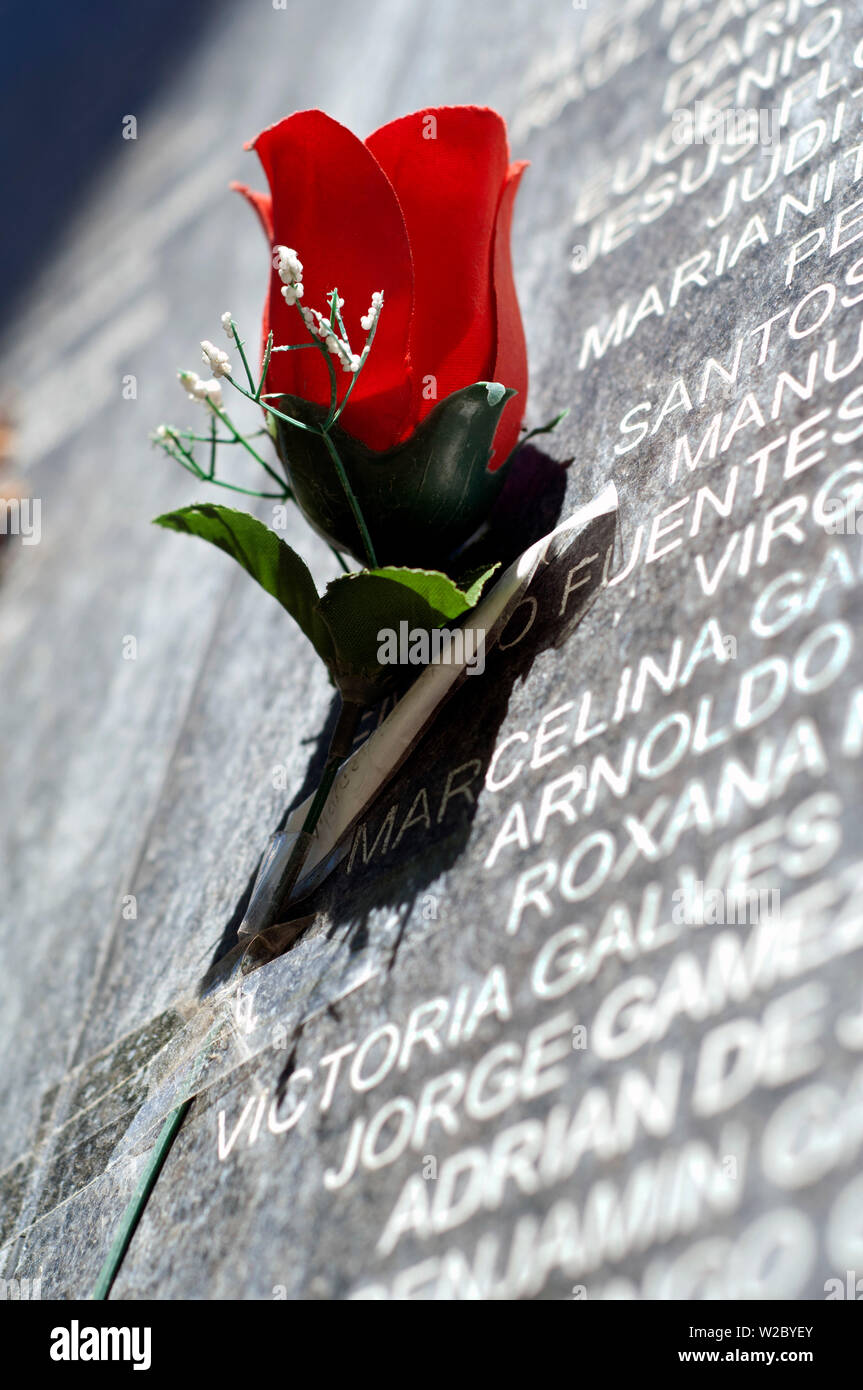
[317,563,498,703]
[154,503,334,665]
[273,381,518,569]
[364,565,497,620]
[154,509,502,706]
[457,564,499,607]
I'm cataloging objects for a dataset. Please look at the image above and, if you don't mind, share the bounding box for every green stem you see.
[90,1103,190,1300]
[158,438,288,501]
[320,342,340,424]
[172,429,270,444]
[227,378,319,434]
[166,452,203,481]
[290,300,340,427]
[203,478,289,500]
[255,330,274,401]
[166,434,199,470]
[209,403,286,491]
[230,324,257,394]
[334,301,350,346]
[227,301,377,568]
[330,308,380,426]
[90,1023,221,1300]
[319,429,378,568]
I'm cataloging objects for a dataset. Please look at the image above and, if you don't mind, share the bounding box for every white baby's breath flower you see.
[179,370,202,399]
[179,370,222,408]
[360,290,384,333]
[221,311,234,338]
[322,331,354,371]
[273,245,303,284]
[201,339,232,378]
[292,279,367,371]
[202,377,223,408]
[274,245,305,311]
[305,307,331,340]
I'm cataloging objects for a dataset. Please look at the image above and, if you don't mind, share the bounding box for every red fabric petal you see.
[230,181,274,241]
[489,161,529,469]
[250,111,414,450]
[366,107,509,436]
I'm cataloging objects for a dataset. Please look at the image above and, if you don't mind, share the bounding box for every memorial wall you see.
[1,0,863,1303]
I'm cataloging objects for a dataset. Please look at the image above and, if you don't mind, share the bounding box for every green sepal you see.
[273,381,517,570]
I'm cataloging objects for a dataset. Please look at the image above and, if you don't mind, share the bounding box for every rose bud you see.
[233,106,528,568]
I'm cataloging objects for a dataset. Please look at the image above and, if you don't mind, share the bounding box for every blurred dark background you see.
[0,0,225,321]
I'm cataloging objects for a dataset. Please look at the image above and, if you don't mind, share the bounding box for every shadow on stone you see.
[199,443,593,993]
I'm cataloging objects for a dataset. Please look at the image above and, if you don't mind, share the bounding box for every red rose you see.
[233,106,527,468]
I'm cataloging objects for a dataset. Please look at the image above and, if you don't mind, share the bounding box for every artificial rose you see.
[232,106,529,567]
